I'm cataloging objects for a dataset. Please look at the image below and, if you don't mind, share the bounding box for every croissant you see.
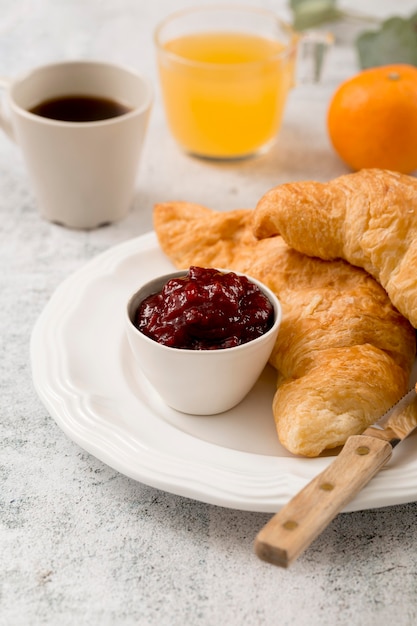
[154,201,415,457]
[253,168,417,327]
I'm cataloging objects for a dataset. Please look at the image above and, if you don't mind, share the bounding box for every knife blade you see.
[255,384,417,568]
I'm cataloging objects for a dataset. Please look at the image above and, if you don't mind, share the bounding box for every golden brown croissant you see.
[253,168,417,327]
[154,201,416,457]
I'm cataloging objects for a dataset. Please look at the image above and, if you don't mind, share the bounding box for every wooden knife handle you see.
[254,435,392,568]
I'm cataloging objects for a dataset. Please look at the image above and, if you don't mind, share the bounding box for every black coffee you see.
[29,94,132,122]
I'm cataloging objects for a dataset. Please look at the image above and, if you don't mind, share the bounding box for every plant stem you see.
[338,9,381,25]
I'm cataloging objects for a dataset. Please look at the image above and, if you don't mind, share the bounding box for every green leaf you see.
[290,0,342,31]
[356,12,417,69]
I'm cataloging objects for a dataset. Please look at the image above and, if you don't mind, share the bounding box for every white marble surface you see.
[2,1,417,624]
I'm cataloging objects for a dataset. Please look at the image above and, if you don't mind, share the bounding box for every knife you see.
[255,384,417,568]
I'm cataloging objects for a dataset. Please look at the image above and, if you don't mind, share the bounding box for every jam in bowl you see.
[125,267,282,415]
[134,266,275,349]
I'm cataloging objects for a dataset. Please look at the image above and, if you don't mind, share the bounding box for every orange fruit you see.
[327,64,417,174]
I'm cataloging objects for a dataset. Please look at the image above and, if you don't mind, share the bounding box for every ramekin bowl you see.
[125,268,282,415]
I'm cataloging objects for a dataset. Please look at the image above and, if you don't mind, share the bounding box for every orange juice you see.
[157,32,295,158]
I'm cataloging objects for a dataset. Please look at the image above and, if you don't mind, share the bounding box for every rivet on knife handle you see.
[254,435,392,568]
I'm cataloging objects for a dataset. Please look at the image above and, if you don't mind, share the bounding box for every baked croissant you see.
[154,201,416,457]
[253,168,417,327]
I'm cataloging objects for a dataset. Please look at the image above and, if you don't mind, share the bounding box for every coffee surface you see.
[29,94,132,122]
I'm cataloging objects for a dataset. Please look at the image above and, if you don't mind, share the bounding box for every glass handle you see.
[297,31,334,84]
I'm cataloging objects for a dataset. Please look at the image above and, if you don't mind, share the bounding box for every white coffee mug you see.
[0,60,153,229]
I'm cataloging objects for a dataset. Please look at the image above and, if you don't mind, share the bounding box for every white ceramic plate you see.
[31,232,417,512]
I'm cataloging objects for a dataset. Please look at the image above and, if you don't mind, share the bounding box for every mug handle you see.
[296,31,334,84]
[0,77,15,141]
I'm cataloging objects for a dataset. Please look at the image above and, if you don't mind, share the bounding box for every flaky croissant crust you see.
[153,201,415,457]
[253,168,417,328]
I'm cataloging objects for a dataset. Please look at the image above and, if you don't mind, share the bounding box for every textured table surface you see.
[1,1,417,624]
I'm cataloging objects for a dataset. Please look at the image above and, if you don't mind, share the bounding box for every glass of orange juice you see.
[154,6,329,160]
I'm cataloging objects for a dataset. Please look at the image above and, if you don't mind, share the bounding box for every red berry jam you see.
[135,266,274,350]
